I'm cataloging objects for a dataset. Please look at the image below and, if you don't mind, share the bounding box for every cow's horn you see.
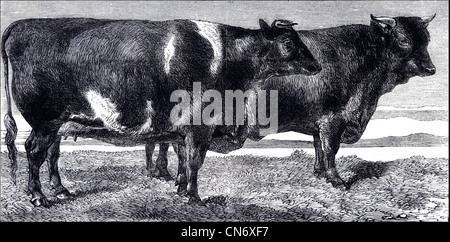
[370,14,396,28]
[272,19,298,29]
[421,13,436,25]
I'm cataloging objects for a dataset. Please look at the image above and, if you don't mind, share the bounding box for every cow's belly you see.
[58,87,179,145]
[278,119,319,136]
[58,121,184,146]
[208,136,245,154]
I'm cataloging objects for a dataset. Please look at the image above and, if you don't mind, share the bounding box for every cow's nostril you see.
[424,67,436,75]
[309,63,322,75]
[315,64,322,73]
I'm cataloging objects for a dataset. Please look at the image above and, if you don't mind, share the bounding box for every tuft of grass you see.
[1,149,448,221]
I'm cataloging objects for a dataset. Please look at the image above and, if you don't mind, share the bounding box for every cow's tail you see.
[2,25,18,185]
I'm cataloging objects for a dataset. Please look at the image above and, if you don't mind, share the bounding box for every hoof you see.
[326,177,350,190]
[30,195,50,207]
[152,169,173,182]
[175,174,187,187]
[157,174,174,182]
[314,168,326,179]
[335,181,350,191]
[325,169,350,190]
[177,184,188,197]
[188,196,205,206]
[55,189,72,200]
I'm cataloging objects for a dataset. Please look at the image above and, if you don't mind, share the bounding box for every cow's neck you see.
[343,31,400,133]
[362,39,404,105]
[367,28,405,96]
[224,30,272,88]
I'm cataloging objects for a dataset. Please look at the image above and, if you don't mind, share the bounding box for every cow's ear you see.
[421,13,436,28]
[370,14,396,35]
[259,19,275,40]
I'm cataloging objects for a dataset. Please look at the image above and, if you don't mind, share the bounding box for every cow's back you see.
[4,19,119,121]
[5,18,112,60]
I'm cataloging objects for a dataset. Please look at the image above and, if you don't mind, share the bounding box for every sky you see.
[1,0,448,117]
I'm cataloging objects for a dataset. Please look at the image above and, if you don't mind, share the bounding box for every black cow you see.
[149,14,437,190]
[262,14,436,188]
[2,18,321,207]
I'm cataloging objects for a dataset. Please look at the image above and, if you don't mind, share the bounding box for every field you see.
[1,150,448,221]
[0,0,448,223]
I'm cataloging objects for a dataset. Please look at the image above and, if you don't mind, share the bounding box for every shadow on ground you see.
[346,161,389,187]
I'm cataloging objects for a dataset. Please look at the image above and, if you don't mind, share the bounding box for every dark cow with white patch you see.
[2,18,321,206]
[150,14,437,190]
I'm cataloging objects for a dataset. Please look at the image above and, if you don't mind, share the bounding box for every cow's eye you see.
[397,34,411,48]
[282,39,294,51]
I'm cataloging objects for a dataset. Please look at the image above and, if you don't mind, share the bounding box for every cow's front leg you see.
[184,131,210,205]
[318,117,349,190]
[46,136,71,200]
[313,134,326,178]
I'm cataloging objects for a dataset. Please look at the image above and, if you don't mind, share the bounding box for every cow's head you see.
[371,14,436,84]
[258,19,321,79]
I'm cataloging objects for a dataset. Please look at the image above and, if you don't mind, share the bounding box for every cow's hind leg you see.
[154,143,173,181]
[26,128,59,207]
[184,131,211,206]
[46,136,71,200]
[173,144,187,196]
[145,143,173,181]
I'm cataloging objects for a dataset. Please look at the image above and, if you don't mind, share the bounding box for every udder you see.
[58,121,143,146]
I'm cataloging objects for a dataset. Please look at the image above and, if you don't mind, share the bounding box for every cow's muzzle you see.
[302,62,322,75]
[421,66,436,76]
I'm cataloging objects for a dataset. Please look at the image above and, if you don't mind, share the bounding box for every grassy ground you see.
[1,150,448,221]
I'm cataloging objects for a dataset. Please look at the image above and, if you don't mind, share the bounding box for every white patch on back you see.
[191,20,223,75]
[138,100,155,134]
[164,35,176,74]
[84,90,122,130]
